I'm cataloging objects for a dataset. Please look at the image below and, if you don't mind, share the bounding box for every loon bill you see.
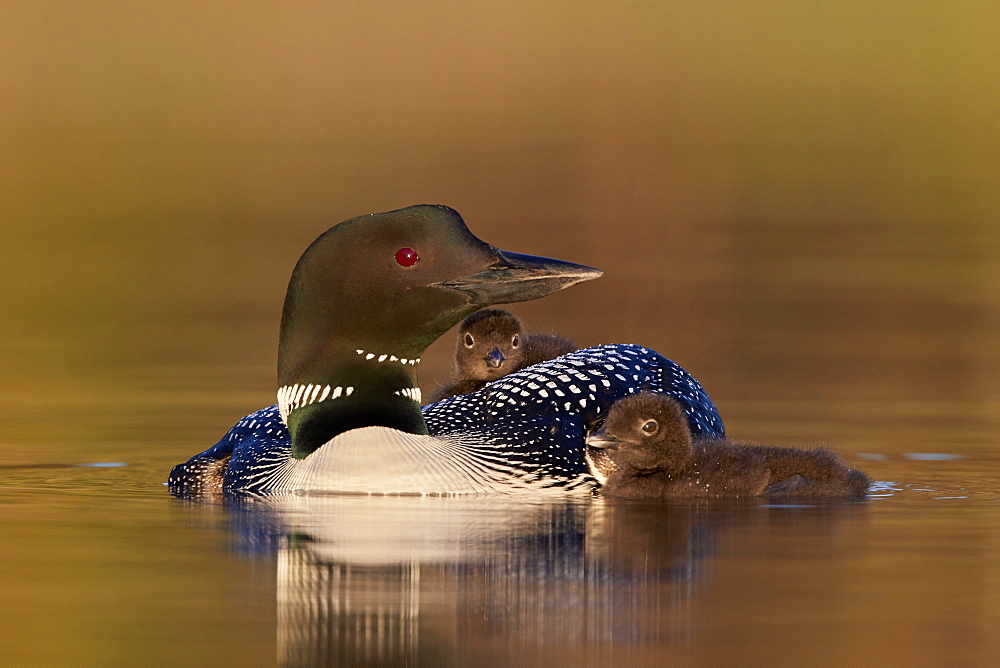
[167,205,725,496]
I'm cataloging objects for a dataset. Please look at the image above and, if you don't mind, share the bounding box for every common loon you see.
[168,205,725,496]
[586,392,870,498]
[429,308,576,402]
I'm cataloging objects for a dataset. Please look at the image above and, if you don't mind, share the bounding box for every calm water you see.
[2,2,999,666]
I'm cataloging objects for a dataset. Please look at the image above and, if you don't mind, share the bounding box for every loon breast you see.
[261,427,592,495]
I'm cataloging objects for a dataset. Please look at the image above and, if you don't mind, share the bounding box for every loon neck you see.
[280,347,426,459]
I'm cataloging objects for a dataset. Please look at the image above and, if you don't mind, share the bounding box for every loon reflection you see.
[205,494,869,666]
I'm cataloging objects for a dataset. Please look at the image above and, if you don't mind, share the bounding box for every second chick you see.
[429,308,576,402]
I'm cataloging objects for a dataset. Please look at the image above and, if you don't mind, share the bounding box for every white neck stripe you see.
[277,383,354,425]
[393,387,423,404]
[355,348,421,366]
[277,382,423,424]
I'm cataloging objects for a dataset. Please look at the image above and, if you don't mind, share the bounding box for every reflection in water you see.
[217,493,868,666]
[278,550,420,666]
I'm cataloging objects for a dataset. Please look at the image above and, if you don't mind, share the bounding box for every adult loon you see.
[429,308,576,402]
[168,205,725,496]
[586,392,870,498]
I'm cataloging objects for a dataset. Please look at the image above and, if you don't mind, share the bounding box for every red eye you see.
[394,248,419,267]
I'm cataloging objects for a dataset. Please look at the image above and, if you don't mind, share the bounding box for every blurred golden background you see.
[1,1,997,459]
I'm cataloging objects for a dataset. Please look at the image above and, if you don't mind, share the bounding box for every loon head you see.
[454,308,526,383]
[585,392,694,475]
[278,205,602,458]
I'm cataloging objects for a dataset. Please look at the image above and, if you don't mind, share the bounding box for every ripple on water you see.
[903,453,968,461]
[857,453,969,461]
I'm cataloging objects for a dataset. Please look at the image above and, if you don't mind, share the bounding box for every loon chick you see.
[168,205,726,496]
[430,308,576,402]
[586,393,871,499]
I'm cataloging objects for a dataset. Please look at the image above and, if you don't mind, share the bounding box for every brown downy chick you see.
[586,392,871,498]
[429,309,575,402]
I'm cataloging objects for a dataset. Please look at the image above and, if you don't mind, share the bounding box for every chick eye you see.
[641,420,658,434]
[394,248,419,267]
[512,334,520,348]
[464,333,474,347]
